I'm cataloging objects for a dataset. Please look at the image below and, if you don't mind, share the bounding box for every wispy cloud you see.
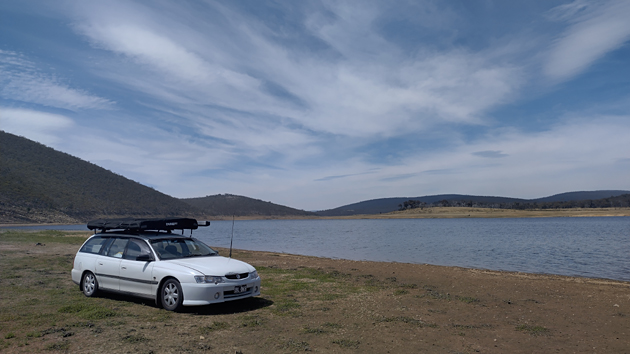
[315,170,377,182]
[68,0,523,141]
[0,50,113,110]
[1,1,628,210]
[545,0,630,81]
[472,150,508,159]
[0,108,74,145]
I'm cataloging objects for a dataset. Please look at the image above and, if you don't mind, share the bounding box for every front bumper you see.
[181,277,261,306]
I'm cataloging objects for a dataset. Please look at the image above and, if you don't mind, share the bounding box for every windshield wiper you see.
[182,254,210,258]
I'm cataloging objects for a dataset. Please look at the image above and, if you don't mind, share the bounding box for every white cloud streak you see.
[545,0,630,81]
[283,116,630,208]
[0,108,75,145]
[3,1,628,210]
[69,1,523,140]
[0,50,113,110]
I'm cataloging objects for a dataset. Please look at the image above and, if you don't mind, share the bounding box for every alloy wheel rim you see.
[84,274,94,294]
[164,283,178,306]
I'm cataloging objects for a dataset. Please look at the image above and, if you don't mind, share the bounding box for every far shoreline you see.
[201,206,630,220]
[1,207,629,227]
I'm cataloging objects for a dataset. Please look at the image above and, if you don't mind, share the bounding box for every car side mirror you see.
[136,254,153,262]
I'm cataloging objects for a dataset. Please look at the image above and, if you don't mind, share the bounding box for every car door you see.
[119,238,156,296]
[94,237,128,291]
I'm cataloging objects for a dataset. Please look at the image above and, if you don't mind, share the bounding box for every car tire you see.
[82,271,98,297]
[161,279,183,311]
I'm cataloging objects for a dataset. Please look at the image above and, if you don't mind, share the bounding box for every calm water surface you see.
[5,217,629,281]
[195,217,630,281]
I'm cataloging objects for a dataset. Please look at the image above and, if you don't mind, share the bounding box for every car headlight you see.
[194,275,224,284]
[250,271,258,279]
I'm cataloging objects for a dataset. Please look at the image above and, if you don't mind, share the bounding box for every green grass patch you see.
[199,322,230,334]
[258,266,355,302]
[332,338,360,349]
[323,322,342,329]
[516,324,550,336]
[45,341,70,351]
[319,293,344,301]
[302,326,329,334]
[240,315,264,328]
[456,296,480,304]
[282,339,311,352]
[418,289,451,301]
[393,289,409,296]
[399,283,418,289]
[0,230,89,245]
[148,312,172,323]
[26,331,42,338]
[58,303,118,320]
[452,323,492,329]
[272,298,302,316]
[378,316,438,328]
[122,333,148,343]
[258,266,347,283]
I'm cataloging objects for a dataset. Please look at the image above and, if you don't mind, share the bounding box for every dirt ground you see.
[1,239,629,354]
[244,250,630,353]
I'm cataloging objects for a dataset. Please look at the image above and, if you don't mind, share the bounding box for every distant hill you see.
[315,191,630,216]
[531,191,630,203]
[0,131,198,224]
[0,131,316,224]
[2,131,627,223]
[180,194,316,217]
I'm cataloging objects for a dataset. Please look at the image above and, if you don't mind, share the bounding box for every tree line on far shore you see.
[398,194,630,211]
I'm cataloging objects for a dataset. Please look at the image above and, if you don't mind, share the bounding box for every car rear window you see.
[80,236,109,254]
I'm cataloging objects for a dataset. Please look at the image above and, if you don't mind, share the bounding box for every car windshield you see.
[151,238,218,260]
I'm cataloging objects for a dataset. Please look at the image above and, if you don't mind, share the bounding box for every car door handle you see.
[121,266,127,270]
[98,262,103,266]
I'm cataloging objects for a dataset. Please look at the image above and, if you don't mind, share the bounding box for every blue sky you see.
[1,0,629,211]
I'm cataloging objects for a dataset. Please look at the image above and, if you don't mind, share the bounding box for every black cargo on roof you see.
[87,217,201,231]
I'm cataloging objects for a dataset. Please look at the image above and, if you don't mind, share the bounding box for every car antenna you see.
[229,214,235,258]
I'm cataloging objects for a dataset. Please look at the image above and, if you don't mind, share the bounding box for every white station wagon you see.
[71,218,261,311]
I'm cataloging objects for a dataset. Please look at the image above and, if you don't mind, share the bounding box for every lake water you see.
[5,217,629,281]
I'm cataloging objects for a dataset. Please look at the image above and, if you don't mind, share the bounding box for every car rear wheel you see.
[82,271,98,297]
[161,279,183,311]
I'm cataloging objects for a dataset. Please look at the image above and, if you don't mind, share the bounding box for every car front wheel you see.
[161,279,183,311]
[82,271,98,297]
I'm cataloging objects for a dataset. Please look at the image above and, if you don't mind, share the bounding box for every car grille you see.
[225,272,249,280]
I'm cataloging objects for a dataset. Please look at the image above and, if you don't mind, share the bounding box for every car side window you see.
[107,238,128,258]
[80,236,108,254]
[124,239,152,260]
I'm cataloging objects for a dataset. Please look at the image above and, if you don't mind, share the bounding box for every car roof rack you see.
[87,217,210,233]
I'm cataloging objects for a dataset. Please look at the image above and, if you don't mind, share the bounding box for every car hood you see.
[165,256,254,276]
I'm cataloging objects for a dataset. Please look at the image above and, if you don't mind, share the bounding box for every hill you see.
[315,191,630,216]
[2,131,627,223]
[532,191,630,203]
[0,131,198,223]
[180,194,316,217]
